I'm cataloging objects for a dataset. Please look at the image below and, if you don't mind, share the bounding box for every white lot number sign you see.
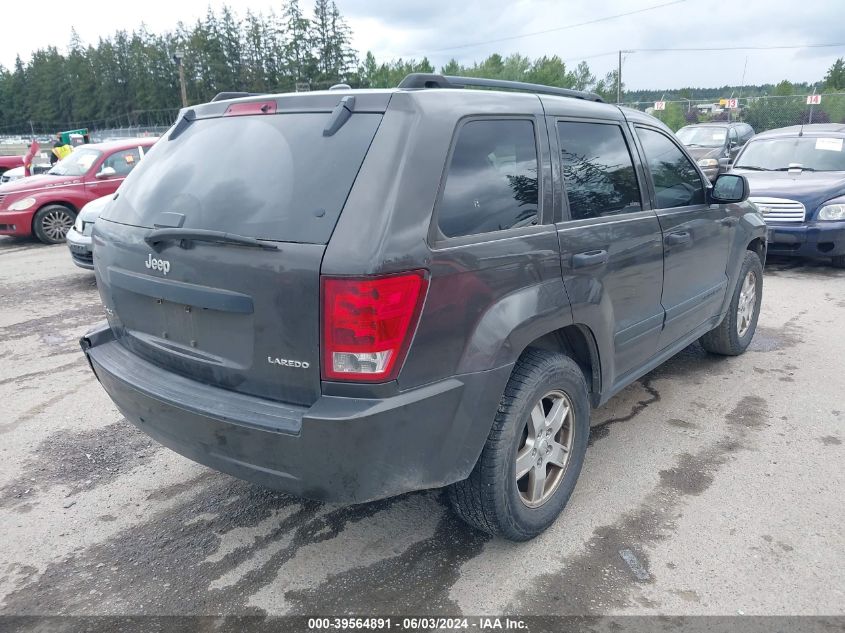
[727,98,739,109]
[807,94,822,105]
[654,101,666,110]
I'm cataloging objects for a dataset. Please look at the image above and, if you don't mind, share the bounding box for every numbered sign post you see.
[727,98,739,109]
[653,101,666,111]
[807,94,822,105]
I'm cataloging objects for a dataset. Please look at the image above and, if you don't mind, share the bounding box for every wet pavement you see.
[0,238,842,619]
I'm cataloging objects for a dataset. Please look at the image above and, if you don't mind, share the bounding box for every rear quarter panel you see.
[322,90,573,391]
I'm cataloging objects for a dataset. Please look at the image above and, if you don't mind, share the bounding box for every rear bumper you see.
[0,210,34,237]
[66,228,94,269]
[766,221,845,258]
[81,323,511,503]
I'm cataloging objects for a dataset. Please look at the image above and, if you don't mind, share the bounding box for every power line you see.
[634,43,845,52]
[418,0,692,55]
[563,42,845,62]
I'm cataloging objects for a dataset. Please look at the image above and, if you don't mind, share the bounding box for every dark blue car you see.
[732,123,845,268]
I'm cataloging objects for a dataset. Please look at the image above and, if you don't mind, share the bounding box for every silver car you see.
[66,195,112,269]
[0,164,52,184]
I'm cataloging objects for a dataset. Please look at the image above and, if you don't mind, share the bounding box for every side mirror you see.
[96,166,116,179]
[711,173,749,204]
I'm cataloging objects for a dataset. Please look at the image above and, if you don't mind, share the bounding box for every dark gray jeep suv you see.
[81,74,766,540]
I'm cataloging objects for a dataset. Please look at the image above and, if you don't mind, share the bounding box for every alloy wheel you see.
[42,209,74,242]
[515,390,575,508]
[736,270,757,337]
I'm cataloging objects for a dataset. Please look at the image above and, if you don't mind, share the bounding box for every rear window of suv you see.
[101,112,383,244]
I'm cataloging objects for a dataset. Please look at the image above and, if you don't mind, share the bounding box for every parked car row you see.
[675,120,845,268]
[0,138,156,244]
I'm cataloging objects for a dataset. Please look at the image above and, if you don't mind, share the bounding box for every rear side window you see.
[557,121,642,220]
[636,127,705,209]
[101,113,382,244]
[741,125,755,143]
[437,119,539,239]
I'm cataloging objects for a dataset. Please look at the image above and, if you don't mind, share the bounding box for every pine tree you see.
[284,0,314,86]
[824,58,845,92]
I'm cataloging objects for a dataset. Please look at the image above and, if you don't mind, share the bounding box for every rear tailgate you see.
[95,98,386,406]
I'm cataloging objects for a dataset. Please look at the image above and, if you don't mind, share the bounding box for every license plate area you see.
[114,290,254,369]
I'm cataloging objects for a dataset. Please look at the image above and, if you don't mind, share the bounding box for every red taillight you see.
[321,270,429,382]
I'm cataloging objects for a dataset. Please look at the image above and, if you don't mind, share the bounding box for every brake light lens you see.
[321,271,429,382]
[224,101,277,116]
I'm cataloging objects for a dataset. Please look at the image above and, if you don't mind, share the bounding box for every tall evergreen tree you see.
[284,0,314,86]
[824,58,845,92]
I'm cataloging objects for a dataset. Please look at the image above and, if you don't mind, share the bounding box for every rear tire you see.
[831,255,845,269]
[33,205,75,244]
[447,349,590,541]
[699,250,763,356]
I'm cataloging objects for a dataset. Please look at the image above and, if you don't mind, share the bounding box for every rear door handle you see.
[665,231,691,246]
[572,249,609,269]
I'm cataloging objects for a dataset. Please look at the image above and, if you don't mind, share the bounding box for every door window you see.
[438,119,539,238]
[636,127,705,209]
[102,148,143,176]
[557,121,642,220]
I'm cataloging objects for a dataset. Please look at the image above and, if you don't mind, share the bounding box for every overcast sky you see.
[3,0,844,90]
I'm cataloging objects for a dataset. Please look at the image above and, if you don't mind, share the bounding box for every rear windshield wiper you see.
[145,228,279,250]
[733,165,769,171]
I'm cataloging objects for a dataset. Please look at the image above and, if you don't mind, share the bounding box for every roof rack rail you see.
[211,92,263,102]
[397,73,604,103]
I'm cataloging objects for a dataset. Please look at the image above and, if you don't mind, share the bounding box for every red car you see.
[0,138,157,244]
[0,155,23,177]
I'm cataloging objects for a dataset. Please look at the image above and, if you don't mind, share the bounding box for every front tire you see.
[699,250,763,356]
[447,349,590,541]
[33,205,75,244]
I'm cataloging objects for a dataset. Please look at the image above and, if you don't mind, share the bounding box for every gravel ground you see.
[0,237,842,624]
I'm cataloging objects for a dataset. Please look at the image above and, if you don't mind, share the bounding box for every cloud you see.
[2,0,843,89]
[345,0,845,88]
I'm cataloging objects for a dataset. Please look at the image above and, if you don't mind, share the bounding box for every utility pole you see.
[172,50,188,108]
[617,50,622,104]
[737,56,748,121]
[809,84,817,124]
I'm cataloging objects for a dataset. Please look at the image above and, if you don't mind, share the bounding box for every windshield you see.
[101,112,383,244]
[735,136,845,171]
[676,126,728,148]
[48,148,102,176]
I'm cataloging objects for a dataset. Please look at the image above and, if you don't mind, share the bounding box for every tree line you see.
[1,0,843,134]
[0,0,360,132]
[0,0,637,133]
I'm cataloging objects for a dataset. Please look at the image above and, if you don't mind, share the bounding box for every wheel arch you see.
[522,323,602,407]
[747,236,766,265]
